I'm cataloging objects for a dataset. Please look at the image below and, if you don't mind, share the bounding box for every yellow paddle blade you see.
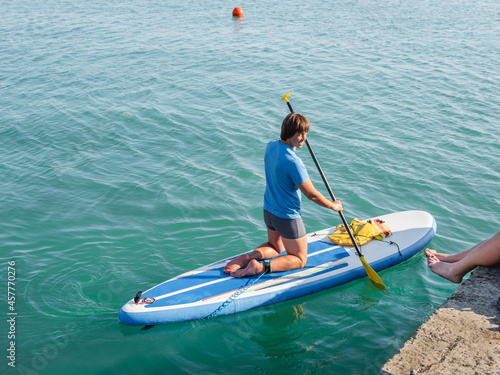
[360,256,386,289]
[282,93,291,102]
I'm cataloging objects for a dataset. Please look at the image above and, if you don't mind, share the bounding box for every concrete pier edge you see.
[381,264,500,374]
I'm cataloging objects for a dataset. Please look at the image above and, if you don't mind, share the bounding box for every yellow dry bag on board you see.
[328,218,392,246]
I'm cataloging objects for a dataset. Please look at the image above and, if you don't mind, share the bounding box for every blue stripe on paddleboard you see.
[145,241,349,308]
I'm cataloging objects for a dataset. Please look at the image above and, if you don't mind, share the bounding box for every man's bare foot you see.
[224,254,250,274]
[231,259,264,278]
[428,255,463,283]
[425,248,453,262]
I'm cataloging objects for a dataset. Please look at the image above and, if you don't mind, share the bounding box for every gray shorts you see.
[263,209,306,240]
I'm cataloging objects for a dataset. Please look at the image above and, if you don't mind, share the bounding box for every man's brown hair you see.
[280,113,310,141]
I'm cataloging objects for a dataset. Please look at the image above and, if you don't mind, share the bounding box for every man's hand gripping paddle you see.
[282,93,385,289]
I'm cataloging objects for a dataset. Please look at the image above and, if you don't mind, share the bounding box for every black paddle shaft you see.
[285,100,364,258]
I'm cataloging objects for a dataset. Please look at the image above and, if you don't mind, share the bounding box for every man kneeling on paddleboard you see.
[224,113,343,278]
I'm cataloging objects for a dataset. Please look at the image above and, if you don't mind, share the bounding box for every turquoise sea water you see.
[1,0,499,374]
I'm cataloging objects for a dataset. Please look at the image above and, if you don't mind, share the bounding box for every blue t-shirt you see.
[263,140,309,219]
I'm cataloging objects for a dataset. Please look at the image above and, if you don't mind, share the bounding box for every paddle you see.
[281,93,385,289]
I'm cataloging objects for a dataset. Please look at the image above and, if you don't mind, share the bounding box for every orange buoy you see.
[232,7,243,17]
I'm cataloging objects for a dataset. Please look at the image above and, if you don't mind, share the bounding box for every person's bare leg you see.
[425,238,488,263]
[428,232,500,283]
[265,236,308,272]
[231,235,308,278]
[223,245,275,274]
[224,229,284,275]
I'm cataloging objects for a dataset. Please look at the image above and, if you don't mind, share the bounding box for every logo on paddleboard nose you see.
[134,291,156,305]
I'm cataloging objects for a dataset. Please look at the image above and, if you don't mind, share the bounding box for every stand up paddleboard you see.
[119,210,436,326]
